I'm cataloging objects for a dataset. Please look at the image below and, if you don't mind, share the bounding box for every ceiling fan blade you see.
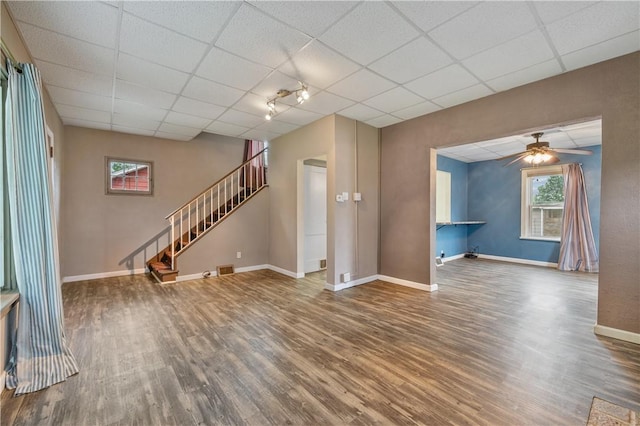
[504,152,531,166]
[496,151,527,161]
[551,148,593,155]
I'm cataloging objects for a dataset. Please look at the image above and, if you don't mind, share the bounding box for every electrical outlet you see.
[236,251,242,259]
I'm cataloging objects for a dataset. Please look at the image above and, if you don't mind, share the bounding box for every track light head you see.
[265,82,310,120]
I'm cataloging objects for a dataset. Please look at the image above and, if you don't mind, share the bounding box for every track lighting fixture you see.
[264,82,309,120]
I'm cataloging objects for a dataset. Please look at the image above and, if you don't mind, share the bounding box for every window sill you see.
[520,236,561,242]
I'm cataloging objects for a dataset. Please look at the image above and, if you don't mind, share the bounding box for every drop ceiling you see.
[6,1,639,142]
[437,119,602,163]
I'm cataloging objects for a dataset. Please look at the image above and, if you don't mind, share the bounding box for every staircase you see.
[147,148,268,283]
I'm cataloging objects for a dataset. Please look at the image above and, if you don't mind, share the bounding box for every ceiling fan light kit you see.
[499,132,593,167]
[265,82,309,121]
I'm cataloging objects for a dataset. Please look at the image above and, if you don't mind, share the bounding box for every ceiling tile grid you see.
[5,1,638,143]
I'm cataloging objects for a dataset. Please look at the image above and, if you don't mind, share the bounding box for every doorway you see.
[302,157,327,274]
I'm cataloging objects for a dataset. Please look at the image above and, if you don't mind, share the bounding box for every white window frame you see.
[105,157,153,196]
[520,165,563,241]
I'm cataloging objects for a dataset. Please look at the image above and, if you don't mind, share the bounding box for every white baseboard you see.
[377,275,438,292]
[175,264,272,283]
[268,265,304,279]
[594,324,640,344]
[324,275,378,292]
[478,254,558,268]
[63,268,148,283]
[443,253,465,262]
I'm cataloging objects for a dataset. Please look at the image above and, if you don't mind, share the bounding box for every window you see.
[106,157,153,195]
[521,165,564,240]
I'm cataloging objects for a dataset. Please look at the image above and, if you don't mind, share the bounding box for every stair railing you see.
[164,148,268,270]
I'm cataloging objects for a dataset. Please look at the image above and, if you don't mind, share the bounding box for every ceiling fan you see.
[498,132,593,166]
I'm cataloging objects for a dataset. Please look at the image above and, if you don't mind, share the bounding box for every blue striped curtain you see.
[3,61,78,394]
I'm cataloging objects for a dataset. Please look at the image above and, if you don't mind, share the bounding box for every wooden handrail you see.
[164,148,267,219]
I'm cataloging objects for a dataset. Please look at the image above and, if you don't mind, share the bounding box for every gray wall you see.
[269,115,379,285]
[381,52,639,335]
[61,127,269,278]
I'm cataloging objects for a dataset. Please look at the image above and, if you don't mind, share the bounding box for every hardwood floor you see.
[2,259,639,425]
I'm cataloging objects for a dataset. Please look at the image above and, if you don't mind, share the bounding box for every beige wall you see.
[381,52,640,335]
[269,115,379,285]
[2,3,65,244]
[61,127,269,278]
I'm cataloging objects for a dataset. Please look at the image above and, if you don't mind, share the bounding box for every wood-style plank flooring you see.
[2,259,639,425]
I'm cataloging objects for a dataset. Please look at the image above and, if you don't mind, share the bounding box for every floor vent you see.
[320,259,327,269]
[217,264,235,276]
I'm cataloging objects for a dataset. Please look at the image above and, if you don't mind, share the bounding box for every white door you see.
[304,165,327,273]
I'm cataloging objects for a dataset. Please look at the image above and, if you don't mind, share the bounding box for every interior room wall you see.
[61,127,268,279]
[467,145,602,263]
[268,115,379,285]
[268,116,333,277]
[436,155,469,258]
[381,52,639,336]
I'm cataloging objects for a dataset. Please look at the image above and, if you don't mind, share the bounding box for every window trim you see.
[520,165,563,241]
[105,157,154,196]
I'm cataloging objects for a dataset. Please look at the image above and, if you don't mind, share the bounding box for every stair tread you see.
[148,261,173,271]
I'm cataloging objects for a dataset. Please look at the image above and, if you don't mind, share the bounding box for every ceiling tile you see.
[56,104,111,124]
[255,120,298,135]
[114,99,168,121]
[368,37,453,84]
[485,59,563,92]
[326,69,396,102]
[119,13,209,73]
[391,1,478,32]
[205,121,251,137]
[566,127,602,141]
[363,87,424,114]
[123,1,238,43]
[405,64,479,100]
[366,115,403,128]
[172,97,227,120]
[546,2,639,55]
[274,108,323,126]
[298,91,355,115]
[196,48,272,91]
[532,1,597,25]
[320,2,420,66]
[20,23,114,76]
[157,123,202,137]
[278,41,361,89]
[337,103,384,122]
[249,1,357,37]
[217,109,264,128]
[63,118,111,131]
[35,60,113,96]
[429,2,537,60]
[154,132,193,142]
[572,136,601,147]
[392,101,442,120]
[112,125,155,137]
[117,53,190,94]
[561,31,640,72]
[163,111,212,129]
[241,129,282,142]
[215,4,312,68]
[462,30,555,81]
[432,84,493,108]
[47,86,112,112]
[182,77,245,107]
[112,113,160,132]
[8,1,118,48]
[115,80,177,110]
